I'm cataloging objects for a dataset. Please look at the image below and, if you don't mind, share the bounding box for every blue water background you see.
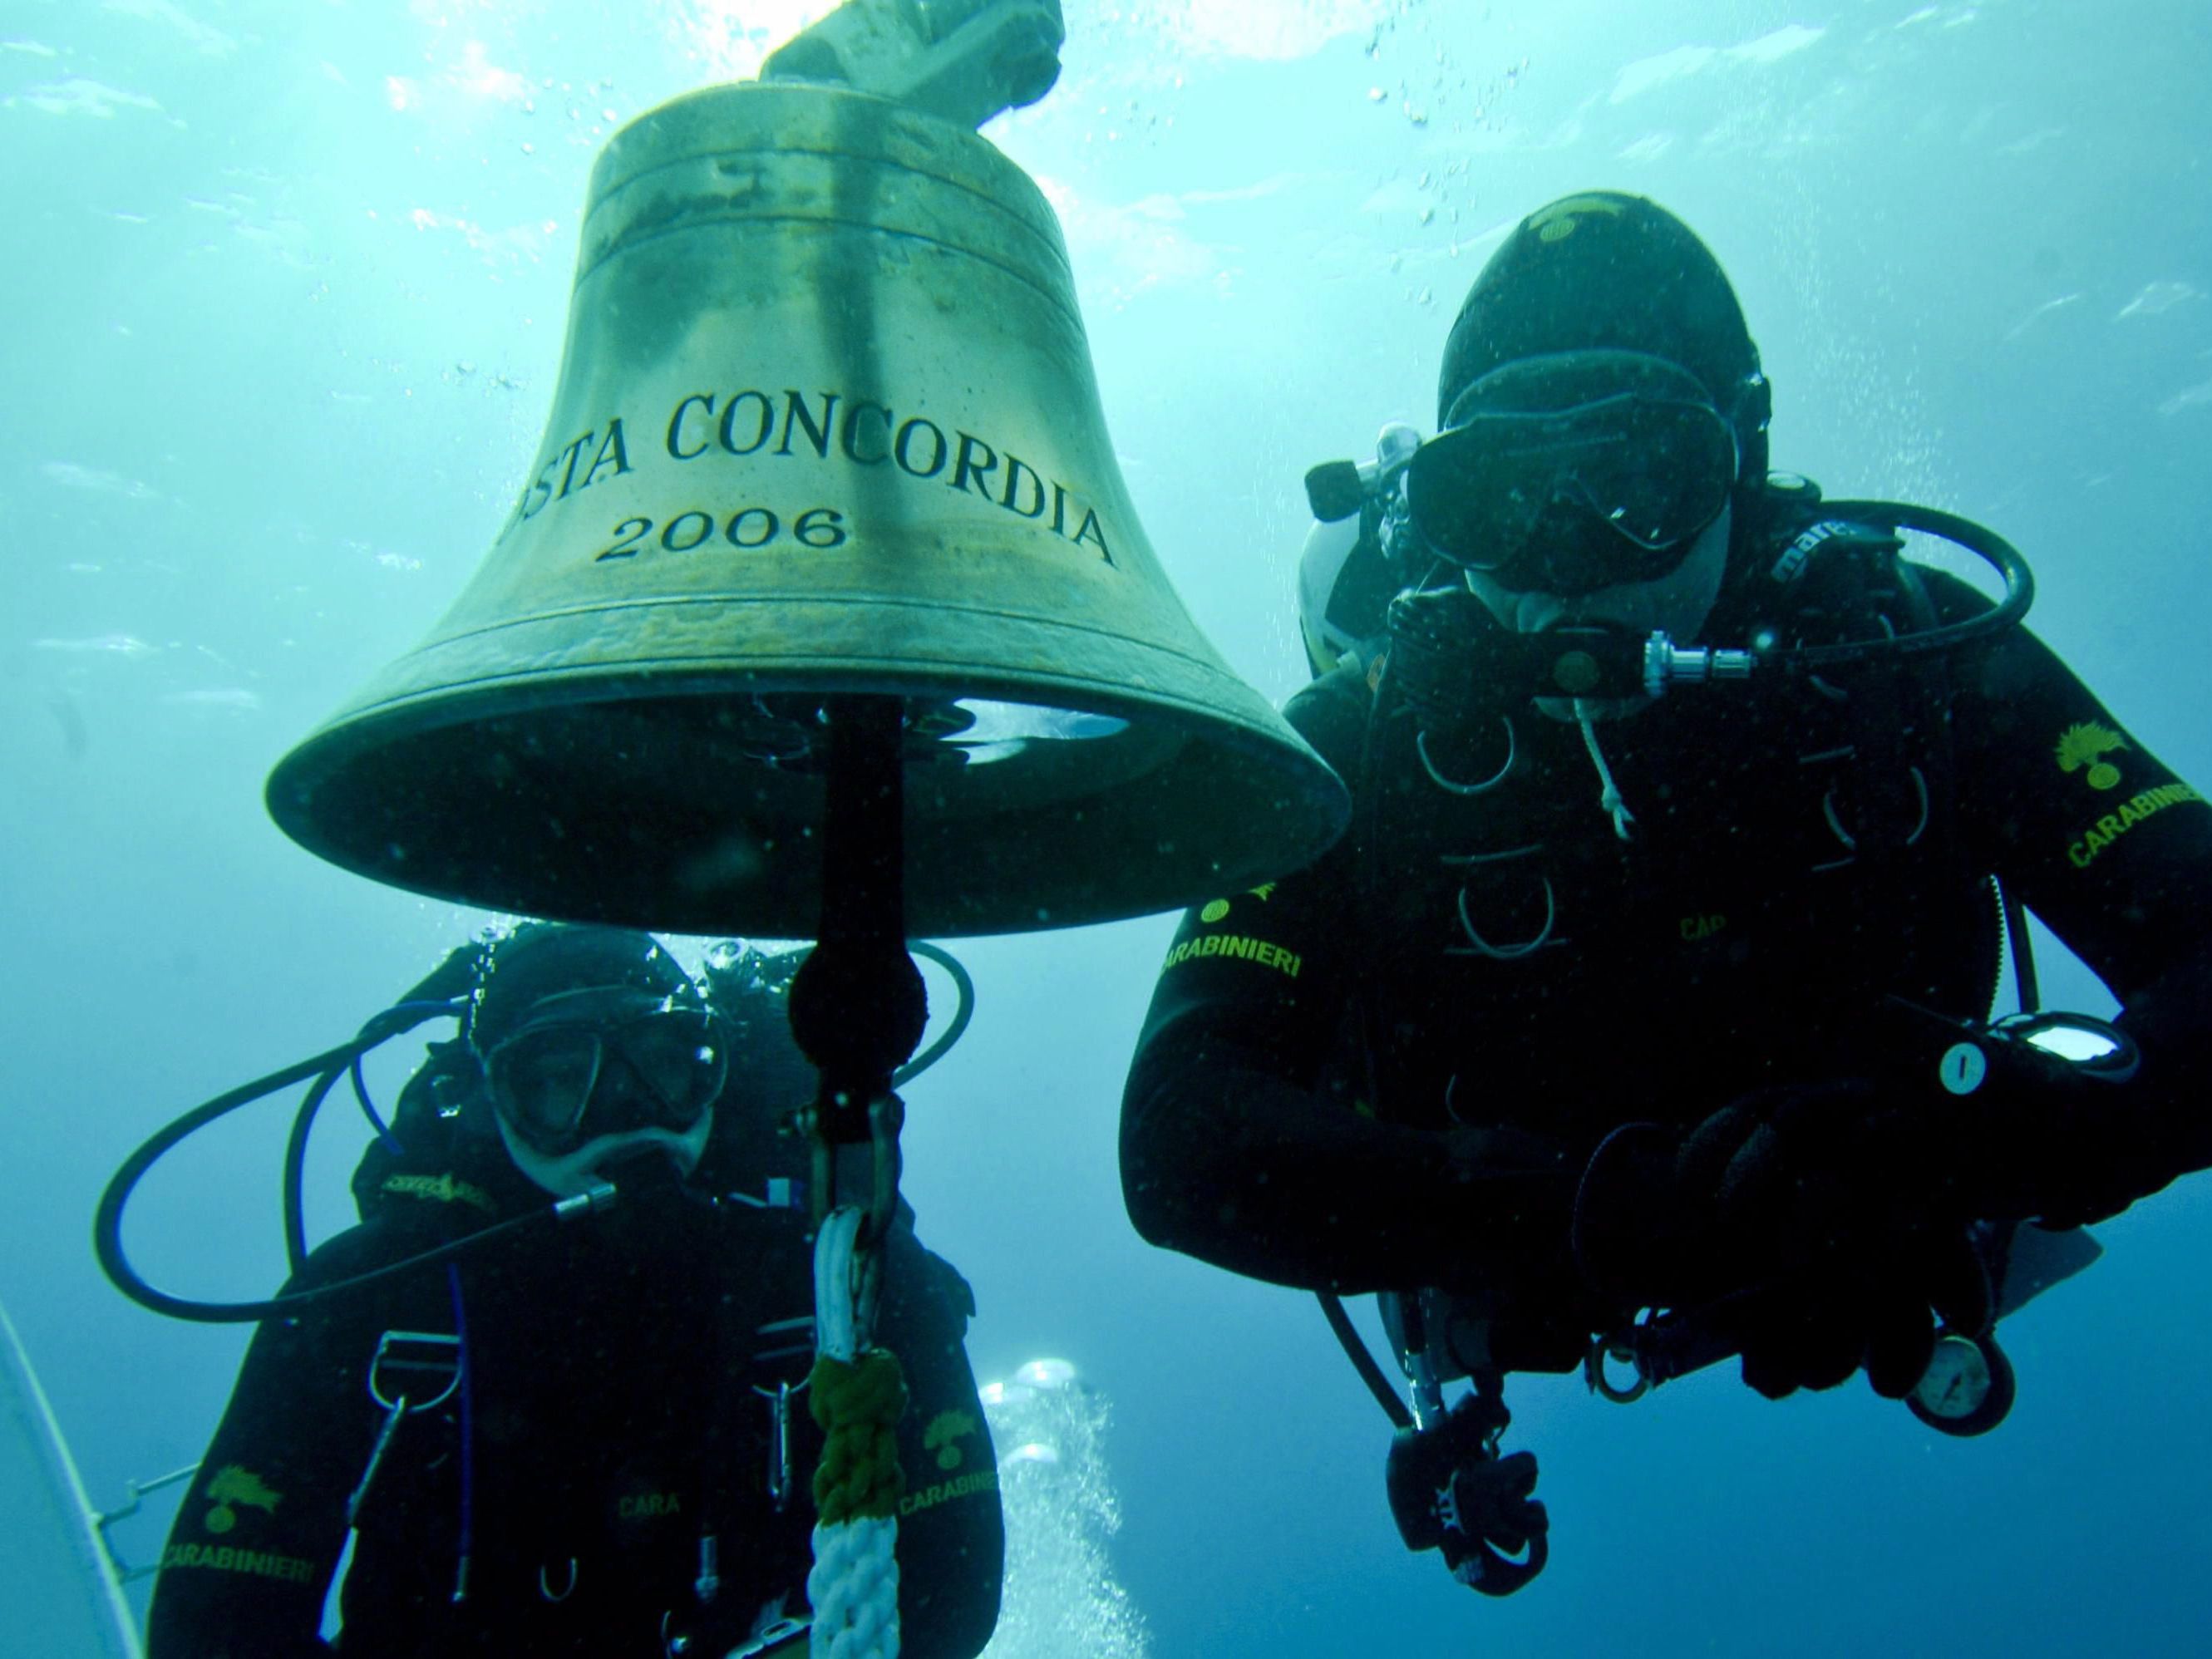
[4,1,2210,1652]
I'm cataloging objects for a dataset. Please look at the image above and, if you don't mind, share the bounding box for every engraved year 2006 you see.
[595,505,850,562]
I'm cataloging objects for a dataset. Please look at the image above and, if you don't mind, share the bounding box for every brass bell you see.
[267,81,1347,938]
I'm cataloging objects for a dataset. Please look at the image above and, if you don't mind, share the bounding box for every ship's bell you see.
[267,81,1348,938]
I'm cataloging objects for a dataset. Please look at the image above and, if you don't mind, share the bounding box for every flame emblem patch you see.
[2056,721,2129,792]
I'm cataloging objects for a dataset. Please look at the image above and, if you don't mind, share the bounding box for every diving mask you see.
[1405,351,1737,596]
[482,987,730,1157]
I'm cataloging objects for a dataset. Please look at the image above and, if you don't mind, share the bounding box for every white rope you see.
[814,1208,866,1365]
[1574,701,1638,842]
[810,1206,899,1659]
[810,1514,899,1659]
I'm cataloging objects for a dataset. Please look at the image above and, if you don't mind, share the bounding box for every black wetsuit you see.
[146,1089,1003,1659]
[1123,508,2212,1373]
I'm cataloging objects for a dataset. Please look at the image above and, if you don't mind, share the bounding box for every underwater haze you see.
[7,0,2212,1652]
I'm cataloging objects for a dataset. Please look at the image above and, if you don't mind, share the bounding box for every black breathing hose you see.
[1771,500,2034,671]
[896,940,976,1086]
[95,1039,363,1318]
[281,1064,346,1276]
[1318,1292,1414,1430]
[275,998,461,1275]
[88,1000,561,1326]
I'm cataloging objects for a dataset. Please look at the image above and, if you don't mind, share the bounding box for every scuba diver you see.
[1119,191,2212,1593]
[141,923,1003,1657]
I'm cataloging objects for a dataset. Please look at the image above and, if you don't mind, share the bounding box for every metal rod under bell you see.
[788,697,927,1213]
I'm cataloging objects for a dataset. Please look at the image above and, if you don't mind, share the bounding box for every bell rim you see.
[268,665,1343,806]
[270,636,1311,758]
[265,673,1350,939]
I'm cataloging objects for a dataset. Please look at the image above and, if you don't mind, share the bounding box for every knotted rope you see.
[807,1206,904,1658]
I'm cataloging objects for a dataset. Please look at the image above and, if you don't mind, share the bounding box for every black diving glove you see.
[1718,1223,1993,1401]
[1573,1093,1997,1399]
[1574,984,2207,1397]
[1386,585,1505,740]
[1568,1105,1899,1315]
[1682,1025,2180,1241]
[1892,1018,2175,1229]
